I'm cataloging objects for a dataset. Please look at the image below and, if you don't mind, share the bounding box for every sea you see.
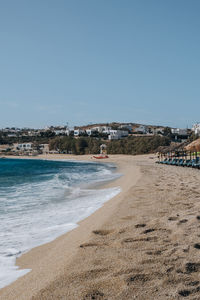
[0,158,121,289]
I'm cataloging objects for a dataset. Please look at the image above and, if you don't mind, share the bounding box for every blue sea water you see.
[0,158,120,288]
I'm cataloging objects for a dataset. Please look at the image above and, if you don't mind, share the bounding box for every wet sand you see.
[1,154,200,299]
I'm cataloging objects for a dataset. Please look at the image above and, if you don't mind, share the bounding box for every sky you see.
[0,0,200,128]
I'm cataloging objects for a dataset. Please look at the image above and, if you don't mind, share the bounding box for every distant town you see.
[0,122,200,156]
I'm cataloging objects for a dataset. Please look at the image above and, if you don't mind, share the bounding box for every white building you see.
[84,126,112,135]
[119,124,133,132]
[54,129,67,135]
[39,144,49,154]
[102,126,112,134]
[192,123,200,136]
[0,144,11,152]
[171,128,188,141]
[74,129,86,136]
[151,127,165,135]
[91,126,111,134]
[14,143,33,151]
[134,125,147,134]
[7,134,17,137]
[108,130,129,140]
[171,128,188,135]
[85,128,97,136]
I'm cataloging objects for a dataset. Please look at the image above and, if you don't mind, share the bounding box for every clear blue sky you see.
[0,0,200,128]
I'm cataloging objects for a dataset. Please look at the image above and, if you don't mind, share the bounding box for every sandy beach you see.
[1,154,200,299]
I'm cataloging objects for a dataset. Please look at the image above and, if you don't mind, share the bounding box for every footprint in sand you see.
[146,250,162,256]
[178,290,191,297]
[185,262,200,273]
[126,274,150,285]
[168,216,178,221]
[121,216,134,221]
[135,223,146,228]
[194,243,200,249]
[178,286,200,297]
[122,236,158,244]
[177,219,188,225]
[186,281,199,286]
[80,243,104,248]
[142,228,155,234]
[83,290,105,300]
[92,229,112,236]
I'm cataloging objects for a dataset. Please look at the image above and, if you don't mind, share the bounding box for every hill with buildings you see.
[0,122,196,156]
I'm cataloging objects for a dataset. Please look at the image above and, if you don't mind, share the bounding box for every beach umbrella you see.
[185,138,200,152]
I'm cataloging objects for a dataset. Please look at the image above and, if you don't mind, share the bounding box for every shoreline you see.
[30,154,200,299]
[0,154,142,300]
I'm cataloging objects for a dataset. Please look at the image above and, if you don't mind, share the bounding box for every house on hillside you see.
[39,144,49,154]
[91,126,111,134]
[119,124,133,132]
[0,144,12,153]
[13,143,33,153]
[74,129,86,136]
[108,130,128,140]
[151,127,165,135]
[171,128,189,141]
[133,125,147,134]
[192,123,200,136]
[86,128,97,136]
[102,126,112,134]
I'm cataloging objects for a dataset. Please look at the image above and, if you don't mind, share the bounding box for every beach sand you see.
[1,154,200,299]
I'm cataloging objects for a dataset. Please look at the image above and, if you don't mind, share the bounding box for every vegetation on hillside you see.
[0,131,55,145]
[49,135,170,155]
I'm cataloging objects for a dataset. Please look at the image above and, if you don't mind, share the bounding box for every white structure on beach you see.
[192,123,200,136]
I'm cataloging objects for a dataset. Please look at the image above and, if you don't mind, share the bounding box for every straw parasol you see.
[157,142,188,154]
[185,138,200,152]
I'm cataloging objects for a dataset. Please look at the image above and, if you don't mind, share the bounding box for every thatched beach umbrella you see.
[157,142,189,161]
[185,138,200,152]
[157,142,187,154]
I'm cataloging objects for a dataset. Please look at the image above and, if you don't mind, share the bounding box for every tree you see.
[163,127,172,137]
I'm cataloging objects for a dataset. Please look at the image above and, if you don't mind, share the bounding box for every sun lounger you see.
[191,157,200,168]
[177,159,184,166]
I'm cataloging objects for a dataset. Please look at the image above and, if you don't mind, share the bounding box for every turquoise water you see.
[0,158,120,288]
